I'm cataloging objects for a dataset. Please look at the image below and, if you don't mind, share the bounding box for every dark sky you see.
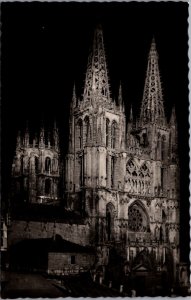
[2,2,189,261]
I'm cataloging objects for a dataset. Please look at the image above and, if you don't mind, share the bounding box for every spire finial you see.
[169,106,177,126]
[83,24,111,106]
[118,82,122,106]
[39,119,45,148]
[16,130,21,149]
[24,120,29,147]
[130,105,133,122]
[140,38,165,126]
[53,119,59,150]
[72,83,77,108]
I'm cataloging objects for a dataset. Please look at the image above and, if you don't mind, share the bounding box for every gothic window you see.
[45,178,51,195]
[45,157,51,172]
[106,119,109,147]
[106,203,115,241]
[128,203,149,232]
[161,135,166,161]
[35,157,38,174]
[84,116,90,143]
[126,159,136,176]
[106,211,111,241]
[111,121,117,149]
[106,156,109,183]
[79,156,83,187]
[140,163,150,178]
[77,119,83,149]
[111,156,115,188]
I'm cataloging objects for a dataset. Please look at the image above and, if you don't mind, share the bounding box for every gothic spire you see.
[72,83,77,109]
[83,24,111,106]
[140,38,166,126]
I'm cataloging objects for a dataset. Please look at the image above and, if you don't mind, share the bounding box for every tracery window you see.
[125,160,151,195]
[128,204,148,232]
[111,121,117,149]
[126,159,137,176]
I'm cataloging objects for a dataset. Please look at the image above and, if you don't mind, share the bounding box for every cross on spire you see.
[140,37,166,126]
[83,24,111,106]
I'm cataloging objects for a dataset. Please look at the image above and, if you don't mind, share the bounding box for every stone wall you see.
[8,220,91,247]
[48,252,95,275]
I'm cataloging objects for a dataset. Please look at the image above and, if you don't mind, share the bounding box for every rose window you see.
[128,204,148,232]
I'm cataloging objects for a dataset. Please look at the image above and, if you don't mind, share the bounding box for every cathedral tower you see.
[12,121,61,205]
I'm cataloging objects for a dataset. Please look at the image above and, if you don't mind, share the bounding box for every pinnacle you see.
[130,105,133,122]
[170,106,176,125]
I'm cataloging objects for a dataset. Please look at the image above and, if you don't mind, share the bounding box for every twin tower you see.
[12,25,179,276]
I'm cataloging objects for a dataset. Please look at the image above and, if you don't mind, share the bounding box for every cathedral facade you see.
[10,25,179,286]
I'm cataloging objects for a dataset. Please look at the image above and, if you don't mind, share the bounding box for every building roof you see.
[12,204,86,225]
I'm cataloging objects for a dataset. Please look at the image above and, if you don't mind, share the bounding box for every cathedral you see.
[8,25,180,293]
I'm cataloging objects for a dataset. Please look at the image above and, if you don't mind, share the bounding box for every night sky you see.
[2,2,189,261]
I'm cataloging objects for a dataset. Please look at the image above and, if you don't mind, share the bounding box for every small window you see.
[71,255,75,264]
[45,157,51,172]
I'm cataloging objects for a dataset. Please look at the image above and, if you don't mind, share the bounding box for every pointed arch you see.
[84,116,91,143]
[126,158,137,175]
[45,157,51,172]
[76,119,83,149]
[111,121,117,149]
[128,200,150,232]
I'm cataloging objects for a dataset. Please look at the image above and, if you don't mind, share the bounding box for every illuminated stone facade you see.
[11,25,179,283]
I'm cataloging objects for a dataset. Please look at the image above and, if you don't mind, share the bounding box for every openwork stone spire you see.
[83,24,111,106]
[140,38,165,126]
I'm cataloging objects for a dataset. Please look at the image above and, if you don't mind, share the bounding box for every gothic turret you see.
[39,121,45,148]
[140,38,166,126]
[118,83,125,112]
[83,24,111,107]
[53,120,59,151]
[24,122,29,147]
